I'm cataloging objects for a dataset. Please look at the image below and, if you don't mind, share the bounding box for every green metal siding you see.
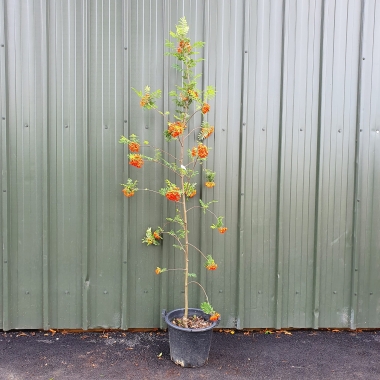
[0,0,379,330]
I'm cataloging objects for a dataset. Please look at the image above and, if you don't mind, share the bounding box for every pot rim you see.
[163,308,220,332]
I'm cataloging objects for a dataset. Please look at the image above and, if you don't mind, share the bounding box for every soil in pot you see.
[171,314,213,329]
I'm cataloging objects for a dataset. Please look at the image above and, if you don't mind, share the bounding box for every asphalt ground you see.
[0,329,379,379]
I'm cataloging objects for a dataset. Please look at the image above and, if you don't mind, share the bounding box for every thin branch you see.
[183,125,202,141]
[165,268,186,271]
[154,109,170,119]
[162,231,185,250]
[137,189,163,196]
[183,111,202,141]
[186,205,218,219]
[188,281,209,303]
[187,243,207,259]
[143,158,183,178]
[144,145,178,162]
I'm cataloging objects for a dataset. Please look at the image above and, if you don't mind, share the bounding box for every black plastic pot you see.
[163,308,219,367]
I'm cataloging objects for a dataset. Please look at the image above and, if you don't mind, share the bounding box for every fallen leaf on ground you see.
[49,329,56,336]
[16,332,28,337]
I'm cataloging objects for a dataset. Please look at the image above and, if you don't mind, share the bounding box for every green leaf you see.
[188,273,197,278]
[193,41,205,48]
[199,199,218,214]
[200,302,215,315]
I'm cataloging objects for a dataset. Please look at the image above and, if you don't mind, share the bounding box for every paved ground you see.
[0,329,379,379]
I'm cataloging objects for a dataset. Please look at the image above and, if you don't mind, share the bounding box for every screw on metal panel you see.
[338,129,342,133]
[25,291,29,295]
[124,47,128,50]
[104,290,108,294]
[242,122,246,126]
[357,199,360,202]
[296,291,299,294]
[219,290,223,293]
[123,261,127,264]
[222,128,225,131]
[143,290,148,293]
[370,292,373,295]
[65,125,68,128]
[145,125,149,129]
[258,291,261,294]
[363,57,365,60]
[355,268,358,271]
[2,117,5,120]
[1,44,4,47]
[104,125,108,129]
[3,260,7,263]
[360,129,363,132]
[262,128,265,131]
[241,193,244,196]
[333,291,337,294]
[24,124,28,128]
[65,291,69,294]
[300,129,303,131]
[3,190,6,192]
[181,290,185,293]
[354,293,357,296]
[124,120,127,123]
[245,50,248,53]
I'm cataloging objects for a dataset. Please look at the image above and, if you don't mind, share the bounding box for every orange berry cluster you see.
[201,125,214,139]
[177,40,191,54]
[201,103,210,114]
[168,122,185,138]
[166,188,181,202]
[187,190,196,198]
[128,142,140,152]
[188,89,199,99]
[197,144,208,158]
[209,312,220,322]
[218,227,228,234]
[191,144,209,159]
[206,263,218,271]
[129,154,144,168]
[140,94,150,107]
[205,181,215,188]
[122,188,135,198]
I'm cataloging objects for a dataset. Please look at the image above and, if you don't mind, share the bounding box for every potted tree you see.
[120,17,226,367]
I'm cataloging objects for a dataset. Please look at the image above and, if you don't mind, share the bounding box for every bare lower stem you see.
[180,136,189,320]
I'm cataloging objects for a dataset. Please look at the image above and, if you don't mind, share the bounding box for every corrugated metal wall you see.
[0,0,379,330]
